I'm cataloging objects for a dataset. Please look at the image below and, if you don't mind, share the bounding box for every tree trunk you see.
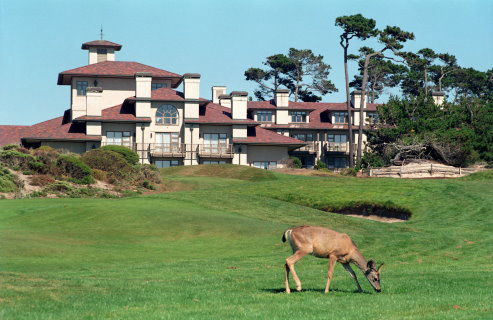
[343,43,354,167]
[424,67,428,95]
[358,51,380,163]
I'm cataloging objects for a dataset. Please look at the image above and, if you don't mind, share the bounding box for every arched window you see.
[156,105,178,125]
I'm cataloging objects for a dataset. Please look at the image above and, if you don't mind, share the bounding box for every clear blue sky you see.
[1,0,492,125]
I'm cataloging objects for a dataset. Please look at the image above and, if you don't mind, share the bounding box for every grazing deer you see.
[282,225,383,293]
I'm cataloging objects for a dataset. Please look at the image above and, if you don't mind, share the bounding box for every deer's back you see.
[287,226,355,261]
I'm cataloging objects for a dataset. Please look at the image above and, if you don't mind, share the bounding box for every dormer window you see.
[291,111,307,123]
[76,81,88,96]
[151,83,168,90]
[257,111,273,122]
[333,112,348,124]
[156,105,178,125]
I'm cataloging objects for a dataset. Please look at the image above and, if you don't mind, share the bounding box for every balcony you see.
[197,144,234,158]
[148,143,186,158]
[294,141,319,153]
[324,142,356,153]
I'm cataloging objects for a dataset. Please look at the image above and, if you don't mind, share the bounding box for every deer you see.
[282,225,384,294]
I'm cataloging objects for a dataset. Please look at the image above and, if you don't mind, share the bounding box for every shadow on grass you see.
[261,288,372,294]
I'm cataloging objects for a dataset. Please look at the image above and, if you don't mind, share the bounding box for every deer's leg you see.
[342,263,362,292]
[285,250,308,292]
[324,255,337,293]
[284,262,291,293]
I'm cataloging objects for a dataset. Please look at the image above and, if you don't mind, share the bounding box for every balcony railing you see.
[131,143,186,158]
[324,142,357,153]
[197,144,234,158]
[294,141,319,153]
[101,141,134,149]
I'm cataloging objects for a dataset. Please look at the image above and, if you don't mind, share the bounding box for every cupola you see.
[81,40,122,64]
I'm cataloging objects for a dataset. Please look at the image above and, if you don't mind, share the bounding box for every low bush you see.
[81,149,136,182]
[43,181,74,193]
[0,164,22,192]
[314,159,327,170]
[100,145,139,165]
[136,164,161,184]
[0,149,37,171]
[356,152,386,170]
[289,156,302,169]
[91,169,108,182]
[1,144,19,151]
[29,175,55,187]
[56,154,94,184]
[339,168,357,176]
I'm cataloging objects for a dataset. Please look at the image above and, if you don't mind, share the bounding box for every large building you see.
[0,40,380,169]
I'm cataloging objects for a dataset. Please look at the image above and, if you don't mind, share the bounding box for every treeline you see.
[243,14,492,167]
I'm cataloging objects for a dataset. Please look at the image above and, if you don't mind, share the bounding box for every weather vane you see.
[100,25,103,40]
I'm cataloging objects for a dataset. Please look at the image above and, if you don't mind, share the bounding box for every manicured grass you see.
[1,166,492,319]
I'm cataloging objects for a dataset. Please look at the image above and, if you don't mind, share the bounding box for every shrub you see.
[289,156,302,169]
[0,149,37,170]
[92,169,108,182]
[142,180,156,190]
[37,146,54,151]
[1,144,19,151]
[136,164,161,184]
[56,154,94,184]
[314,159,327,170]
[29,175,55,187]
[100,145,139,165]
[340,168,357,176]
[0,164,22,192]
[44,181,74,193]
[81,149,136,182]
[356,152,386,170]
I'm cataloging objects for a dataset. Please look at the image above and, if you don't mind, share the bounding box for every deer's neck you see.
[351,249,368,273]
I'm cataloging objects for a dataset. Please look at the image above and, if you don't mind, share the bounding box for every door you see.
[156,133,179,153]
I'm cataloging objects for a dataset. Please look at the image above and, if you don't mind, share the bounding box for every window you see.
[328,134,347,143]
[291,111,307,123]
[202,160,227,165]
[76,81,88,96]
[291,133,314,141]
[333,112,348,124]
[106,131,131,147]
[252,161,277,170]
[97,48,108,62]
[367,112,379,124]
[257,111,273,122]
[156,105,178,125]
[155,133,180,153]
[154,160,180,168]
[203,133,228,153]
[327,157,348,169]
[151,83,168,90]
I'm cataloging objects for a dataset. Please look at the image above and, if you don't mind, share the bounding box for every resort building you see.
[0,40,379,169]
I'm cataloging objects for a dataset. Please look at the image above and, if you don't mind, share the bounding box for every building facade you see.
[0,40,380,169]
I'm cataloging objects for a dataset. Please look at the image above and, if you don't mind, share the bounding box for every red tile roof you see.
[233,126,305,146]
[185,103,258,125]
[81,40,122,50]
[74,102,151,123]
[0,125,31,146]
[21,110,100,142]
[58,61,182,86]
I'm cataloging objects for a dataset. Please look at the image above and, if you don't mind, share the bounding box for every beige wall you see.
[88,48,115,64]
[247,145,289,168]
[41,141,87,154]
[276,109,289,125]
[86,122,102,136]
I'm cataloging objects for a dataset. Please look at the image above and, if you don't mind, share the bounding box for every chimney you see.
[274,89,289,108]
[183,73,201,100]
[135,72,152,118]
[431,91,445,106]
[350,90,367,109]
[218,94,231,108]
[86,87,103,116]
[230,91,248,120]
[212,86,227,104]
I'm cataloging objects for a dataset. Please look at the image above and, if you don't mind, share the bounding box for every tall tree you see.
[416,48,436,95]
[285,48,337,102]
[335,14,378,167]
[244,49,337,102]
[356,26,415,162]
[429,53,458,92]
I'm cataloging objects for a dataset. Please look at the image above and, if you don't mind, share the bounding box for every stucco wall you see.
[247,145,289,168]
[41,141,87,154]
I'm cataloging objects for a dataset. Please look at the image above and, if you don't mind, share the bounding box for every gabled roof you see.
[185,103,258,125]
[21,110,100,142]
[81,40,122,50]
[233,126,305,146]
[0,125,31,146]
[58,61,182,86]
[73,101,151,123]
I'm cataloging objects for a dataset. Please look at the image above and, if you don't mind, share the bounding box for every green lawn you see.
[1,166,492,319]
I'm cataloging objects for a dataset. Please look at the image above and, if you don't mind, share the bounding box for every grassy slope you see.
[0,166,492,319]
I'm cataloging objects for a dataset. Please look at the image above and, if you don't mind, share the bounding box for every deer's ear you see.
[367,260,376,269]
[377,262,384,271]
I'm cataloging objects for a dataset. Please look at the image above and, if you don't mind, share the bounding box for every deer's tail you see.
[282,229,292,243]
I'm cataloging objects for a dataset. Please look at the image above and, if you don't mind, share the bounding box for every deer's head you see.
[365,260,384,292]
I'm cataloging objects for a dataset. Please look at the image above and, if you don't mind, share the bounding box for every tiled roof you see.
[0,125,31,146]
[58,61,182,85]
[233,126,305,145]
[81,40,122,50]
[74,101,151,123]
[185,103,258,125]
[21,110,100,142]
[126,87,209,103]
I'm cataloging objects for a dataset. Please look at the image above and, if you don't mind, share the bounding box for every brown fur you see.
[282,225,383,293]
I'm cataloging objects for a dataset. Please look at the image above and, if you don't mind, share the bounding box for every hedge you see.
[100,145,139,165]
